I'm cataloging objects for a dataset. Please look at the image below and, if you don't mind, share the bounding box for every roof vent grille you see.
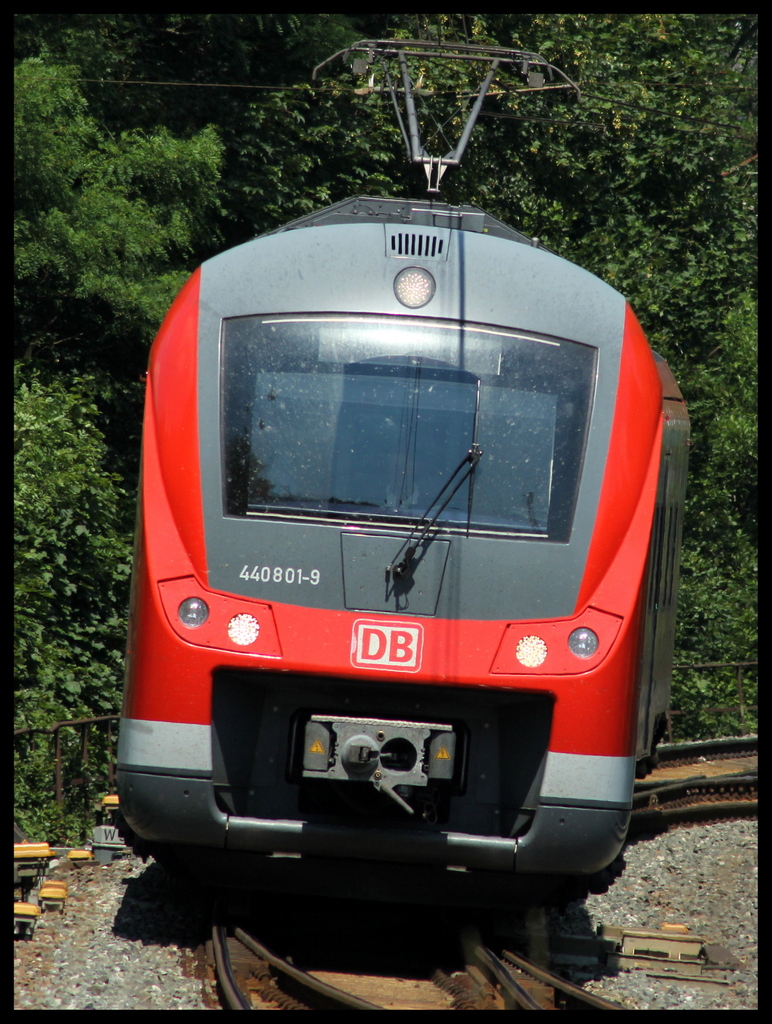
[385,226,451,261]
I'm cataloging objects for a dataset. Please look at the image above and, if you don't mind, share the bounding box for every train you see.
[117,193,689,904]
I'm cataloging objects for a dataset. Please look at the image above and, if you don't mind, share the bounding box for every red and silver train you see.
[117,195,689,901]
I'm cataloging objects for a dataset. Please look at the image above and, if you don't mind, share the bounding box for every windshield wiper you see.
[387,443,483,580]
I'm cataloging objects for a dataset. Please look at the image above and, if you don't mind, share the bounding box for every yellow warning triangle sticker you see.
[309,739,325,754]
[435,746,451,760]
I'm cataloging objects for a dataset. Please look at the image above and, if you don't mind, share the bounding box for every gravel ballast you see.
[551,819,758,1010]
[14,819,756,1010]
[14,855,214,1010]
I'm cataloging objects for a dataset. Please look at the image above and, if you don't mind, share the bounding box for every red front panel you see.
[125,297,663,760]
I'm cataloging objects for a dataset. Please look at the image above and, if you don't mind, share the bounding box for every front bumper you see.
[117,768,629,875]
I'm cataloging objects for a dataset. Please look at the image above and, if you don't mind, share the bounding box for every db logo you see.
[351,619,423,672]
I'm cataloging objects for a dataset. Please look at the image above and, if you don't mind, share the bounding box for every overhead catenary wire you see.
[580,89,752,132]
[20,74,755,139]
[480,111,607,132]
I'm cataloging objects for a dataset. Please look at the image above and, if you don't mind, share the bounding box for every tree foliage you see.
[13,365,133,842]
[14,368,131,722]
[15,58,224,368]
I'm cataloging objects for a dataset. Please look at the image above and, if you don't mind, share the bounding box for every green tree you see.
[15,58,224,373]
[14,368,131,722]
[14,56,224,759]
[14,364,135,843]
[13,15,390,247]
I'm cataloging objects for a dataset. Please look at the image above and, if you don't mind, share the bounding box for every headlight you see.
[515,635,548,667]
[228,613,260,646]
[568,627,599,659]
[178,597,209,628]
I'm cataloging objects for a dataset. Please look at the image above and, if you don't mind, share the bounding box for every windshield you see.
[221,315,595,540]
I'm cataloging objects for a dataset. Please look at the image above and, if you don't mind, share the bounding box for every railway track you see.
[210,911,624,1010]
[630,736,757,834]
[208,739,756,1010]
[654,735,757,768]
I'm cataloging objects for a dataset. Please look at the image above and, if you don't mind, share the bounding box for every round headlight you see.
[178,597,209,629]
[228,613,260,646]
[394,267,435,308]
[515,635,548,668]
[568,627,599,659]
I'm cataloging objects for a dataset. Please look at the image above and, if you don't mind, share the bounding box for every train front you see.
[118,199,665,896]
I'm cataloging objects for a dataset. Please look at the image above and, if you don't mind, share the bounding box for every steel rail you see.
[656,736,757,763]
[211,922,252,1010]
[633,771,757,806]
[469,943,543,1009]
[234,927,385,1011]
[501,949,624,1010]
[629,799,758,834]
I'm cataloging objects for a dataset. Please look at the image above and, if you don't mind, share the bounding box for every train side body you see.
[117,197,688,891]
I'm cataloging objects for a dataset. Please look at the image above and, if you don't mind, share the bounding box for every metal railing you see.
[14,714,120,805]
[667,661,758,741]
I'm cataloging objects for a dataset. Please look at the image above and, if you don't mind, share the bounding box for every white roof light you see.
[394,266,436,308]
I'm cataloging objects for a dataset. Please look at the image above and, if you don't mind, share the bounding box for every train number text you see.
[239,565,320,585]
